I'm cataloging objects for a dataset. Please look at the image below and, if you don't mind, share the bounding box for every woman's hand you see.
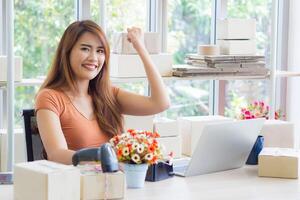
[127,27,146,51]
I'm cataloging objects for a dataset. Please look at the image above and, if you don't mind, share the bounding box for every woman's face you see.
[69,32,105,81]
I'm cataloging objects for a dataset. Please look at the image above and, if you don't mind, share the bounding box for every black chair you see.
[22,109,47,161]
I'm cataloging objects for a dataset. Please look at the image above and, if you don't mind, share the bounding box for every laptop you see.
[173,118,265,177]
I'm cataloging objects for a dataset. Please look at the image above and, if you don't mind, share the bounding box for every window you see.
[224,0,273,118]
[13,0,75,127]
[164,0,212,118]
[167,0,212,64]
[91,0,147,42]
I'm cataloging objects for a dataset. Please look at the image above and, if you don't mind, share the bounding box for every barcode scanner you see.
[72,143,118,173]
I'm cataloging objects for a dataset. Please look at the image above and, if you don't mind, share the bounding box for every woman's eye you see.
[97,49,105,54]
[81,47,89,52]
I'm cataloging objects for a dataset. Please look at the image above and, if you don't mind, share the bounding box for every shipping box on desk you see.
[80,168,125,200]
[258,148,299,179]
[260,120,295,148]
[153,118,178,137]
[14,160,80,200]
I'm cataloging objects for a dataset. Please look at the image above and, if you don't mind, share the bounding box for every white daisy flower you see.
[131,154,141,164]
[137,145,144,154]
[144,153,153,161]
[122,147,130,156]
[132,142,139,150]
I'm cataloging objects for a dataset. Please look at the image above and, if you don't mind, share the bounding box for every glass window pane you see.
[166,1,211,119]
[159,80,210,119]
[15,86,40,128]
[168,0,212,64]
[105,0,146,42]
[224,0,272,118]
[15,0,75,78]
[224,80,269,118]
[14,1,75,127]
[91,0,100,24]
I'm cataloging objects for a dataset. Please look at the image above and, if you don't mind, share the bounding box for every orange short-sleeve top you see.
[35,88,119,151]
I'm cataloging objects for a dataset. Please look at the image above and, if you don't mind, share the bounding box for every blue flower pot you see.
[123,163,148,188]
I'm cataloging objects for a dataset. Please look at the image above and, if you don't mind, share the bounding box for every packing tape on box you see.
[197,45,220,55]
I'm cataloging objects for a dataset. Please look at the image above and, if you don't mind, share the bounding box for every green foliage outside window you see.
[163,0,211,118]
[14,0,75,127]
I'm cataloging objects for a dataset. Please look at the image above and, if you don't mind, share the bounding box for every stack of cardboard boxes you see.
[258,120,298,179]
[154,118,182,159]
[110,32,172,77]
[217,19,256,55]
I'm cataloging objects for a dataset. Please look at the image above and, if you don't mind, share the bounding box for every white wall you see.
[286,0,300,148]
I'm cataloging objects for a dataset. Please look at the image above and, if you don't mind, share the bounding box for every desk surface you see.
[1,166,300,200]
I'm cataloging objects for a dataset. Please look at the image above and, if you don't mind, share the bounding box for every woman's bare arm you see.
[37,109,75,164]
[116,27,170,115]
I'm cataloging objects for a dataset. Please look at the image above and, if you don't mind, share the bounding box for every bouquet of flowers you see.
[109,129,164,165]
[239,100,282,120]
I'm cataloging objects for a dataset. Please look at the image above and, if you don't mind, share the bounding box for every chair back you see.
[22,109,47,161]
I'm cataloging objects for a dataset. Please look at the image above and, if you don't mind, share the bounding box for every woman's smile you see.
[82,63,98,71]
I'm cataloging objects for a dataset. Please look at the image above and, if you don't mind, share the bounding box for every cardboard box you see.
[0,56,23,82]
[178,115,233,156]
[157,136,182,158]
[144,32,161,54]
[124,115,154,132]
[217,39,256,55]
[153,118,178,137]
[258,148,299,179]
[14,160,80,200]
[0,129,26,172]
[112,32,160,54]
[110,53,172,77]
[217,19,256,39]
[80,169,125,200]
[260,120,294,148]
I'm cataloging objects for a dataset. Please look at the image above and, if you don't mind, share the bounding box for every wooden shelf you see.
[276,70,300,77]
[0,73,270,88]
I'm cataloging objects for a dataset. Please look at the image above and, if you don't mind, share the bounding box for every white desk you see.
[1,166,300,200]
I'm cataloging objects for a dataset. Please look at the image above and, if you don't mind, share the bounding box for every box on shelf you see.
[258,147,299,179]
[260,120,294,148]
[112,32,160,54]
[0,56,23,82]
[80,169,125,200]
[217,19,256,40]
[217,39,256,55]
[124,115,154,131]
[110,53,172,77]
[14,160,80,200]
[157,135,182,158]
[144,32,161,54]
[178,115,233,156]
[0,129,26,172]
[153,118,178,137]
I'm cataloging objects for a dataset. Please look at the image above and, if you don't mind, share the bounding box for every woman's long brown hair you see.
[39,20,123,138]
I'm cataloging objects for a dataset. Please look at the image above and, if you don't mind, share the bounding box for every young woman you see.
[35,20,170,164]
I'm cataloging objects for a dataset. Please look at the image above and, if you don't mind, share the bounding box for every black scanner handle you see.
[72,143,119,173]
[72,147,100,166]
